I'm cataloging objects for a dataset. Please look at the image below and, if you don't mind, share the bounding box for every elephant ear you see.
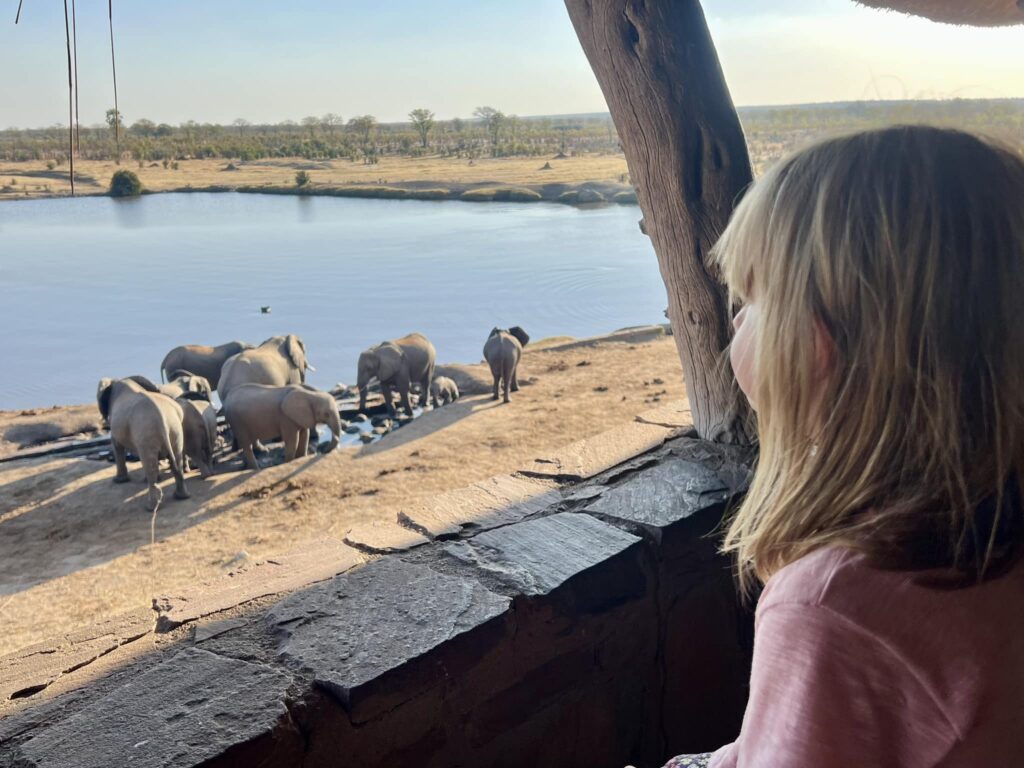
[96,378,114,420]
[281,388,316,428]
[285,335,306,370]
[377,343,404,382]
[508,326,530,347]
[126,375,160,392]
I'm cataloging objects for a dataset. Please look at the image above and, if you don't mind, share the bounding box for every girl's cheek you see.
[731,304,758,410]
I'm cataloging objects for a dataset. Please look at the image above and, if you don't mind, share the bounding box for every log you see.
[564,0,754,444]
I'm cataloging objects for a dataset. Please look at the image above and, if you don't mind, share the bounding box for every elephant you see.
[217,335,315,405]
[160,370,213,402]
[357,332,436,417]
[223,383,341,471]
[160,341,253,389]
[431,376,460,406]
[177,397,217,478]
[96,376,189,510]
[483,326,530,403]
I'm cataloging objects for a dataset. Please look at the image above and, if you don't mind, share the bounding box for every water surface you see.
[0,193,666,409]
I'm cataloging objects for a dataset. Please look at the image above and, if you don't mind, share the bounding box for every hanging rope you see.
[108,0,120,157]
[14,0,23,23]
[62,0,75,195]
[71,0,80,154]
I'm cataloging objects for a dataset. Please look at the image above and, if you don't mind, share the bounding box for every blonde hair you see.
[713,125,1024,592]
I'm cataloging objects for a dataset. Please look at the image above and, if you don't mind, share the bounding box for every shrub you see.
[46,160,56,171]
[461,187,541,203]
[493,187,542,202]
[460,188,495,202]
[108,169,143,197]
[295,170,311,187]
[576,188,606,204]
[408,188,449,200]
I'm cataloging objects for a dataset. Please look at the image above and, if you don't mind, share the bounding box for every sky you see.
[0,0,1022,129]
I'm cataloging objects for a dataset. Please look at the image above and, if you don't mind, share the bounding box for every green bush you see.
[493,187,542,202]
[460,188,495,202]
[295,170,311,187]
[108,169,143,197]
[408,188,450,200]
[576,188,606,204]
[461,186,541,203]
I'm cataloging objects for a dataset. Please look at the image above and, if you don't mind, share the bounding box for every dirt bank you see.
[0,154,630,203]
[0,329,686,655]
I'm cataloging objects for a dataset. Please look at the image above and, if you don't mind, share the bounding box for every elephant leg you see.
[511,363,520,392]
[170,448,190,501]
[283,425,301,462]
[141,452,162,511]
[422,374,433,409]
[382,385,396,418]
[400,385,413,417]
[242,442,261,471]
[112,440,131,483]
[502,371,511,404]
[488,361,501,401]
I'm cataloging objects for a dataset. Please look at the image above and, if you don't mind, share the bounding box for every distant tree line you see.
[0,107,622,164]
[3,98,1019,166]
[739,98,1024,155]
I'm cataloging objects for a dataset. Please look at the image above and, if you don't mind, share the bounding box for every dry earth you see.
[0,153,629,201]
[0,330,686,655]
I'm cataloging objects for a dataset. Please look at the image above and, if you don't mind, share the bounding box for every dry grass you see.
[0,331,686,654]
[0,153,630,201]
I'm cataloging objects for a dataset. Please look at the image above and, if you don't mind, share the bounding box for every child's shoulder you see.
[760,544,1024,643]
[759,546,869,612]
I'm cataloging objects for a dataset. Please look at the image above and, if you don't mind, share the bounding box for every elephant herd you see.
[94,326,530,511]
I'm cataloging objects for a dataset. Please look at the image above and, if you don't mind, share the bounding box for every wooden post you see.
[565,0,754,444]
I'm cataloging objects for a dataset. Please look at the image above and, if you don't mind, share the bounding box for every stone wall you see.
[0,408,755,768]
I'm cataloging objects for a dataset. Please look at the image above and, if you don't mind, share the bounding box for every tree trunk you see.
[564,0,754,444]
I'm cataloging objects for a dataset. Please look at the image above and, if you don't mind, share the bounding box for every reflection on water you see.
[0,193,666,409]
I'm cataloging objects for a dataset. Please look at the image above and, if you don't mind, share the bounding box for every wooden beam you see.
[564,0,754,444]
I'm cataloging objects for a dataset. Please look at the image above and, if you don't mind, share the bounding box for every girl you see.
[665,126,1024,767]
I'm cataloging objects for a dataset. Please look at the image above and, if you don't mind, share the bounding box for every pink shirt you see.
[710,547,1024,768]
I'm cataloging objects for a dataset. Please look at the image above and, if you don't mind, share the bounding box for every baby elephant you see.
[430,376,460,406]
[483,327,530,403]
[97,376,189,510]
[223,383,342,471]
[177,397,218,478]
[160,370,214,402]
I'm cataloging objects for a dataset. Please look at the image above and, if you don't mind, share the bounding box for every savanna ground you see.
[0,329,686,656]
[0,152,630,201]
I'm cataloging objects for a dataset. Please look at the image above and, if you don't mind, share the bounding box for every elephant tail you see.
[501,355,514,390]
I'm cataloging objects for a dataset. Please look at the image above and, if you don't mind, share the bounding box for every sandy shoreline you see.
[0,327,687,655]
[0,154,634,204]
